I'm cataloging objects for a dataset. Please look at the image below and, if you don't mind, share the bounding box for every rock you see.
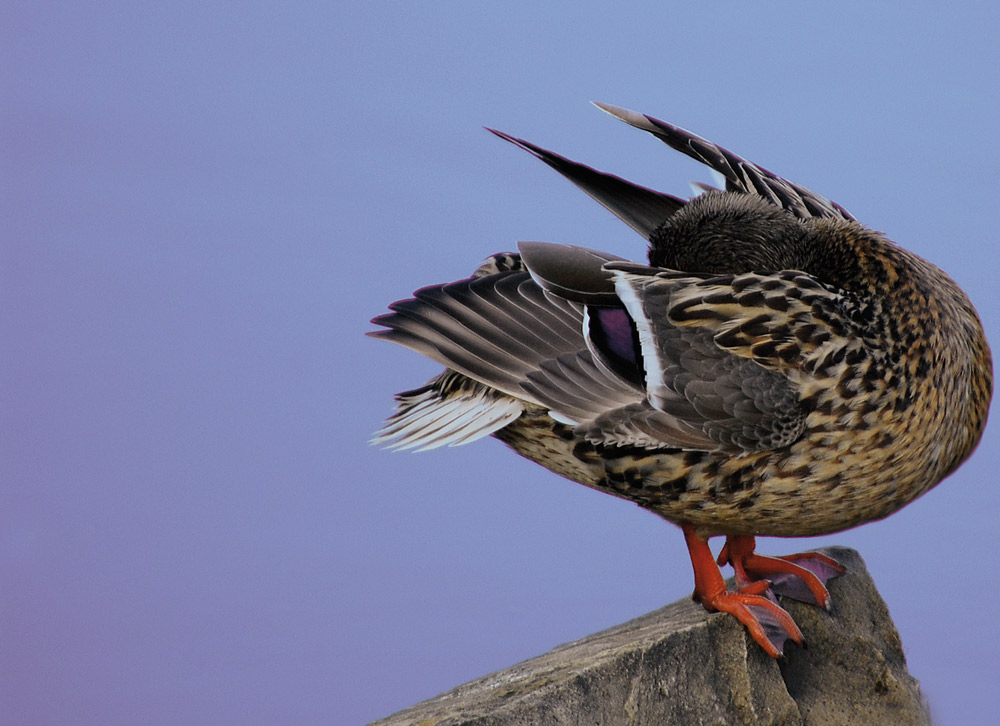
[368,547,929,726]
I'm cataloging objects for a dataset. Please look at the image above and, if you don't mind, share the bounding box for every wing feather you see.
[593,103,855,221]
[488,129,685,238]
[371,371,524,451]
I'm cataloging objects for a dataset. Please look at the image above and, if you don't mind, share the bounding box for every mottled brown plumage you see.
[370,104,992,656]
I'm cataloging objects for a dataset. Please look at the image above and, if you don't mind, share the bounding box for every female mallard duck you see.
[370,104,992,657]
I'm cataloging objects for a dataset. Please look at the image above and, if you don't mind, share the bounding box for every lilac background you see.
[4,3,998,724]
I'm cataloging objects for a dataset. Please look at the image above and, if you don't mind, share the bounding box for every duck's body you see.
[370,104,992,656]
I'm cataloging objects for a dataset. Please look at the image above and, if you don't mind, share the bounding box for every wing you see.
[374,108,865,453]
[372,242,857,454]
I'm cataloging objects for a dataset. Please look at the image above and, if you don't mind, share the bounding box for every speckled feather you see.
[370,104,992,542]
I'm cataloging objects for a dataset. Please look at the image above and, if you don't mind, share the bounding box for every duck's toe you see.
[719,537,846,609]
[700,587,804,658]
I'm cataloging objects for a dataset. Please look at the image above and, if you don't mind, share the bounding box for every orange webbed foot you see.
[718,535,846,609]
[683,524,804,658]
[695,584,804,658]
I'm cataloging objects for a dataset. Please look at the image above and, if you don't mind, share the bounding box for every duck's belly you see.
[493,407,936,539]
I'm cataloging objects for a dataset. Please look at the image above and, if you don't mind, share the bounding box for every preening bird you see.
[369,103,992,657]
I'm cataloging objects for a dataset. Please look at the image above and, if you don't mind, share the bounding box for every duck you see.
[369,103,992,657]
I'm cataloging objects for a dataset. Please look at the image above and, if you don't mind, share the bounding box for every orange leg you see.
[717,535,845,609]
[682,523,803,658]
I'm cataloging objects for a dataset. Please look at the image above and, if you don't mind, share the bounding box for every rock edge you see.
[369,547,929,726]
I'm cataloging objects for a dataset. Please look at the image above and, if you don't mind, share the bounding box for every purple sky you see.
[4,3,998,724]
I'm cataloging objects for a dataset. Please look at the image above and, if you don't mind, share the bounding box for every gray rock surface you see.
[368,547,929,726]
